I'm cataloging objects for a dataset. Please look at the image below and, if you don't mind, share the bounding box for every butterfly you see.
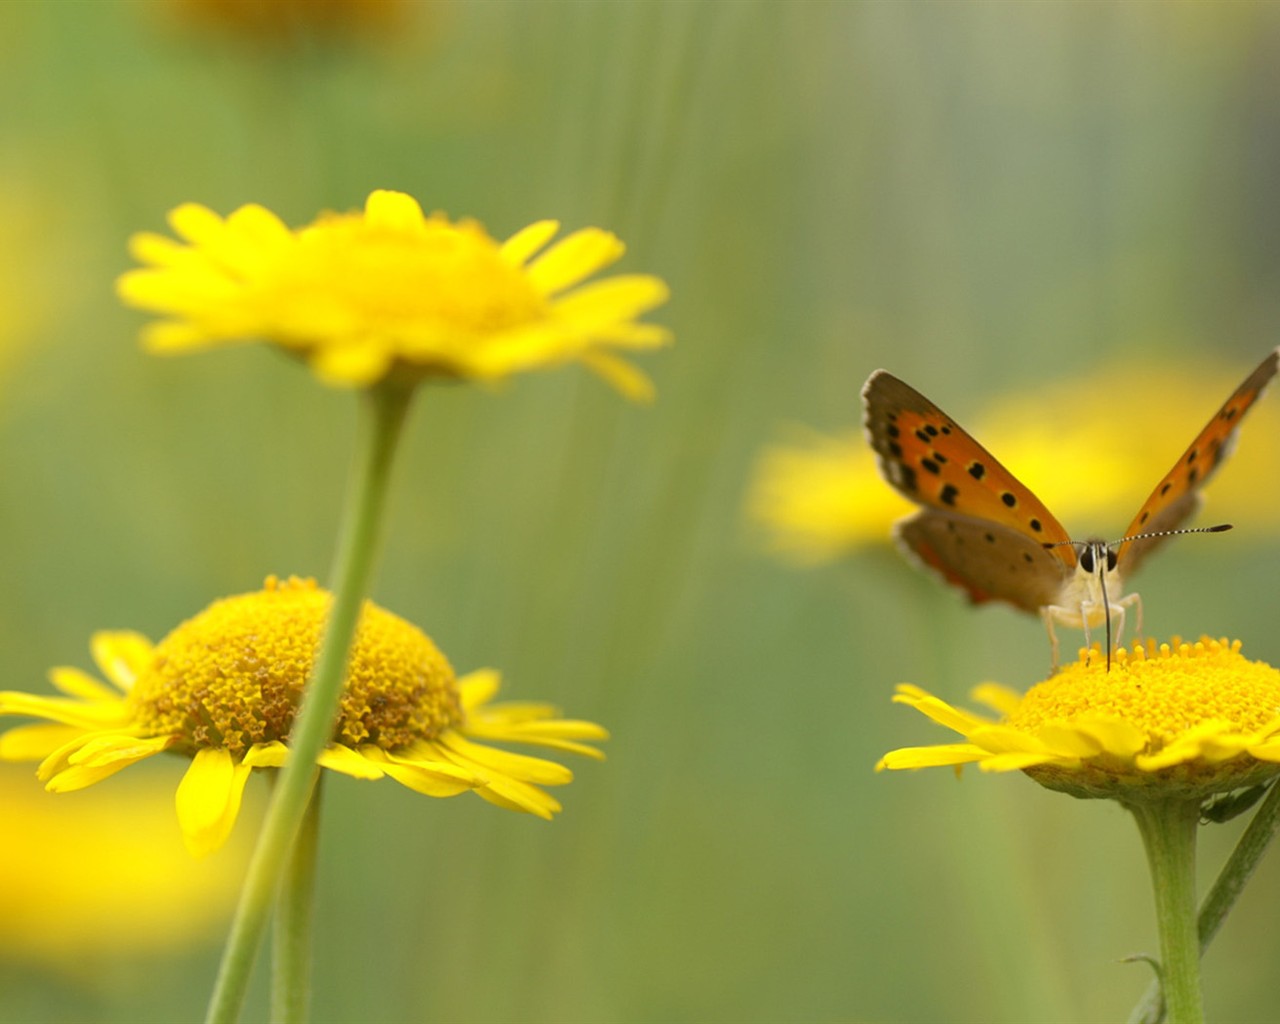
[862,349,1279,667]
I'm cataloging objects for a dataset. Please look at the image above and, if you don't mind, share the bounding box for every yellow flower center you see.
[1009,638,1280,747]
[265,214,546,345]
[126,576,463,756]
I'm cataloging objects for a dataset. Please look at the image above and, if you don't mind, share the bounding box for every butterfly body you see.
[863,349,1279,665]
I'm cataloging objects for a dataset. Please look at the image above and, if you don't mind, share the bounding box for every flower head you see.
[0,576,607,856]
[878,638,1280,801]
[117,190,671,399]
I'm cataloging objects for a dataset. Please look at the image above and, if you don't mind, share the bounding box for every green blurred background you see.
[5,2,1280,1021]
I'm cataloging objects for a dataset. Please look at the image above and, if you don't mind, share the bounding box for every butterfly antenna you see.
[1111,523,1233,546]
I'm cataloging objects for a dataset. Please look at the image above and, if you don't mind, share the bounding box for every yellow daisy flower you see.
[0,576,607,857]
[750,361,1280,564]
[116,189,671,399]
[878,637,1280,801]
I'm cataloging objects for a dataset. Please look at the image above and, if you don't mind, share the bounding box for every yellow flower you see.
[167,0,408,46]
[0,766,246,975]
[0,576,607,857]
[747,429,913,563]
[878,638,1280,801]
[750,360,1280,564]
[116,190,671,399]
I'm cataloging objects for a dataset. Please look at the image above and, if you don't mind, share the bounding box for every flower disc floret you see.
[878,638,1280,801]
[128,576,462,757]
[117,190,671,399]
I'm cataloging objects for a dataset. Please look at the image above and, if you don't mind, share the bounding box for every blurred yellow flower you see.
[0,766,246,973]
[117,189,671,399]
[878,637,1280,801]
[0,576,607,857]
[750,361,1280,564]
[165,0,410,46]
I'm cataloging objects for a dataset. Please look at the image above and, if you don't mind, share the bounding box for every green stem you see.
[271,775,323,1024]
[1128,782,1280,1024]
[1126,798,1204,1024]
[205,381,416,1024]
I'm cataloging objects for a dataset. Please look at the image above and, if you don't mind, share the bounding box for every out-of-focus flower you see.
[117,190,671,400]
[878,637,1280,800]
[0,765,247,974]
[749,362,1280,564]
[166,0,411,47]
[0,576,607,857]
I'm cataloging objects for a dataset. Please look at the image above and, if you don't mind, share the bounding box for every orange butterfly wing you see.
[1116,347,1280,572]
[863,370,1075,556]
[863,371,1079,613]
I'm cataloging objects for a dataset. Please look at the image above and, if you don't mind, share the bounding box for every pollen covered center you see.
[126,576,463,756]
[1009,638,1280,747]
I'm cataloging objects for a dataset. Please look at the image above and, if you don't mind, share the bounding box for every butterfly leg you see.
[1110,592,1142,650]
[1041,607,1063,671]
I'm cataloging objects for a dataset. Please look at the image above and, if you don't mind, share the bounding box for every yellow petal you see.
[364,190,426,231]
[457,669,502,710]
[0,722,84,760]
[48,667,121,702]
[553,274,671,325]
[969,683,1024,718]
[440,733,573,785]
[89,631,155,691]
[876,743,988,771]
[579,350,654,403]
[891,686,992,736]
[168,203,225,245]
[361,746,481,797]
[175,749,252,858]
[500,220,559,266]
[242,740,288,768]
[526,228,624,295]
[317,744,386,780]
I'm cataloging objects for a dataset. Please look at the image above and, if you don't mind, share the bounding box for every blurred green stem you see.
[1128,782,1280,1024]
[206,380,416,1024]
[1126,798,1204,1024]
[271,776,323,1024]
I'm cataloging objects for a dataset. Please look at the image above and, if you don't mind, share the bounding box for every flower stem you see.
[271,775,322,1024]
[205,381,416,1024]
[1126,798,1204,1024]
[1128,782,1280,1024]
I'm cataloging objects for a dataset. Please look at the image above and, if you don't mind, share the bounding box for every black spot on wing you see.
[1029,518,1042,533]
[968,461,986,480]
[921,458,940,475]
[1001,492,1017,508]
[888,441,903,458]
[940,484,959,506]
